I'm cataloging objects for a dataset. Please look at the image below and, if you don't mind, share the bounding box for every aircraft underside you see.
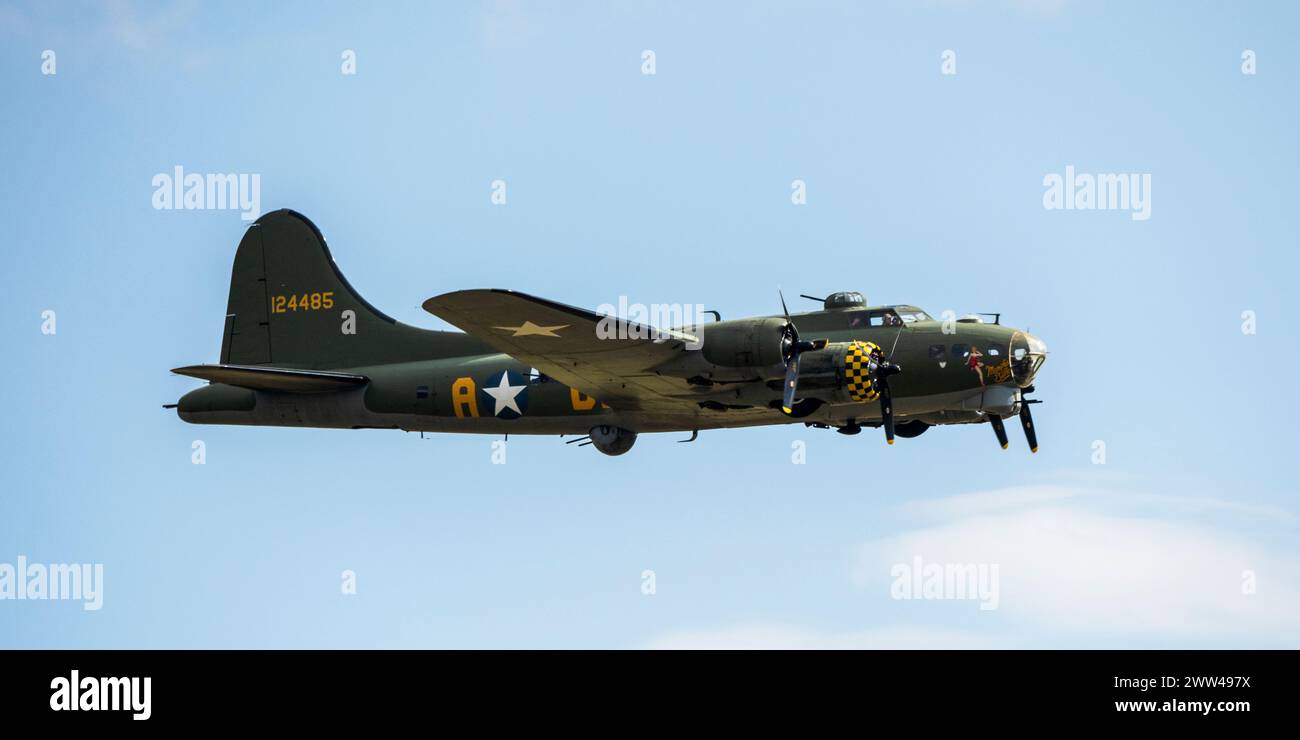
[178,379,1032,438]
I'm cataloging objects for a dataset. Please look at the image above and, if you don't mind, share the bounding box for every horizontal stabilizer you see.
[171,364,368,393]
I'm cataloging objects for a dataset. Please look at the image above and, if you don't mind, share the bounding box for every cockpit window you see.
[867,309,905,327]
[854,307,931,328]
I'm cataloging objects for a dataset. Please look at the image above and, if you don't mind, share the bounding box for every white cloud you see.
[646,624,1005,650]
[855,485,1300,644]
[482,0,547,51]
[646,483,1300,649]
[105,0,199,52]
[912,0,1070,17]
[0,0,208,68]
[898,484,1085,519]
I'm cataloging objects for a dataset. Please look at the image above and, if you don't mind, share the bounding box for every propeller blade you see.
[779,289,790,317]
[989,415,1009,449]
[880,384,895,444]
[779,321,815,416]
[781,353,801,415]
[1019,400,1038,453]
[870,359,901,445]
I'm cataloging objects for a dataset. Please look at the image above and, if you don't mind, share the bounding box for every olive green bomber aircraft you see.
[169,209,1049,455]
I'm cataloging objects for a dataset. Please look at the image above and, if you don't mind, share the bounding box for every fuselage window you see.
[952,343,970,358]
[929,344,946,360]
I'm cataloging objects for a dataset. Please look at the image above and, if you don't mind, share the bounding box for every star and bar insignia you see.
[492,321,569,338]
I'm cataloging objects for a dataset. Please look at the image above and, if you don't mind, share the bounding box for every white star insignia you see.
[492,320,568,337]
[482,372,526,416]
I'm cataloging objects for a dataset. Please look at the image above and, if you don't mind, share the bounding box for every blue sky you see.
[2,0,1297,648]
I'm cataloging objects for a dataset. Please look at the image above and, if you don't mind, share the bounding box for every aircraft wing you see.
[422,289,700,411]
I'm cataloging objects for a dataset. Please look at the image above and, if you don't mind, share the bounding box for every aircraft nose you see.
[1009,331,1047,387]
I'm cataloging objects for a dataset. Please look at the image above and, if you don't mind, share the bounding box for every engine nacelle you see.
[790,340,884,405]
[589,425,637,456]
[698,318,790,369]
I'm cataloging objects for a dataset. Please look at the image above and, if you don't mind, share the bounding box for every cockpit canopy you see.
[845,305,933,329]
[890,306,932,324]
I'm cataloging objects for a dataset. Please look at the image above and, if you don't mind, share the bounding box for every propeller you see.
[780,322,817,414]
[988,414,1009,449]
[876,360,901,444]
[1019,386,1041,453]
[873,322,906,445]
[777,314,904,446]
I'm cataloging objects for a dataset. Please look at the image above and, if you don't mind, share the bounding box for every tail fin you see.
[220,209,487,369]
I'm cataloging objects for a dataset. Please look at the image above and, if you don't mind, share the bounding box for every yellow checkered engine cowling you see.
[842,341,881,402]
